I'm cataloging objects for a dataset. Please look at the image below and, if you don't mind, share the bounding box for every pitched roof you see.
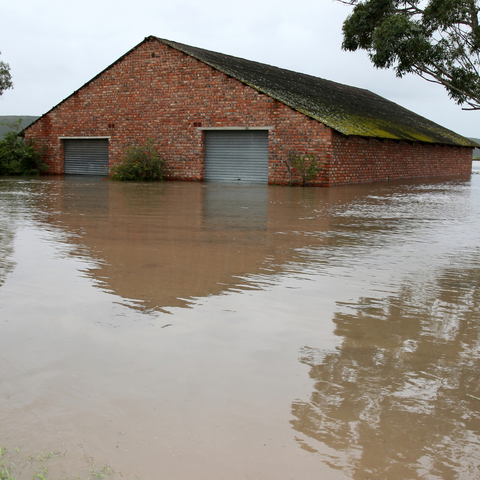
[154,36,477,148]
[25,35,477,148]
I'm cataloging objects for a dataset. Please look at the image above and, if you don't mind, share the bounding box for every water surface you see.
[1,170,479,479]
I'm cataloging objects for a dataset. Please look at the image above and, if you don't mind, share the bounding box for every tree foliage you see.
[0,120,46,176]
[337,0,480,110]
[0,51,13,96]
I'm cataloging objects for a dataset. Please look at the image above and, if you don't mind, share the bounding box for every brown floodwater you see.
[1,168,480,479]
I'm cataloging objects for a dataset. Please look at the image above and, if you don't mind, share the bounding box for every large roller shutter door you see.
[64,139,109,175]
[205,131,268,183]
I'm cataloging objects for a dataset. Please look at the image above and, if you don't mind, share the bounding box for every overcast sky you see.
[1,0,478,138]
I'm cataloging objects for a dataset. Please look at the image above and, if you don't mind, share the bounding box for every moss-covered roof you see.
[155,37,477,147]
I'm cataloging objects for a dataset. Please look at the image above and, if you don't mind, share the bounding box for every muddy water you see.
[1,169,480,479]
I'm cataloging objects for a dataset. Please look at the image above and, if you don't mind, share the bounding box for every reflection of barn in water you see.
[44,179,335,310]
[202,185,268,239]
[39,176,469,312]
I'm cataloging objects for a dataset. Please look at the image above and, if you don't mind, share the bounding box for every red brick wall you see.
[25,37,472,185]
[329,131,473,186]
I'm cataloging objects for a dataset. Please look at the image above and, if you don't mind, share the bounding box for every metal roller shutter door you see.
[64,139,109,176]
[205,131,268,184]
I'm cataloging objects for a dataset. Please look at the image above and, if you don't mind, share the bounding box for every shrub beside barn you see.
[23,36,477,185]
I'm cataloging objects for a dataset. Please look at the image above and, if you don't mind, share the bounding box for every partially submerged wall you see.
[329,132,473,186]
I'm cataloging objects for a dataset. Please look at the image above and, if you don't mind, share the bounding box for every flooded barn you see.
[24,36,476,185]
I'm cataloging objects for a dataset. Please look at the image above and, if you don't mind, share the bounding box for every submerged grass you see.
[0,446,120,480]
[467,393,480,401]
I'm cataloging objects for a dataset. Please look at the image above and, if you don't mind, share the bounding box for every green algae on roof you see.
[156,37,477,148]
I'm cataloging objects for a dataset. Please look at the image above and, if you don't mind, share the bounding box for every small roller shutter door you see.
[64,139,109,176]
[205,131,268,184]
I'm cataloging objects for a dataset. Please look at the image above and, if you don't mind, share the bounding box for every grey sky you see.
[1,0,478,137]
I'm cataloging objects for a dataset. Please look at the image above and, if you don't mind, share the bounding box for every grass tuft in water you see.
[0,446,120,480]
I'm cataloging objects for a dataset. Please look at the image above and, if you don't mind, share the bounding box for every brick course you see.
[25,38,473,185]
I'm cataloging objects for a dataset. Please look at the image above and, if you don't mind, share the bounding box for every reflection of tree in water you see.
[0,179,64,288]
[292,255,480,479]
[0,221,15,288]
[0,181,24,288]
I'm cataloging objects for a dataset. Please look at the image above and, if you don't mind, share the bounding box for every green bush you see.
[110,139,166,181]
[285,151,323,186]
[0,120,46,176]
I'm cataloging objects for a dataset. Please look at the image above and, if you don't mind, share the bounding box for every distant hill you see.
[0,116,40,138]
